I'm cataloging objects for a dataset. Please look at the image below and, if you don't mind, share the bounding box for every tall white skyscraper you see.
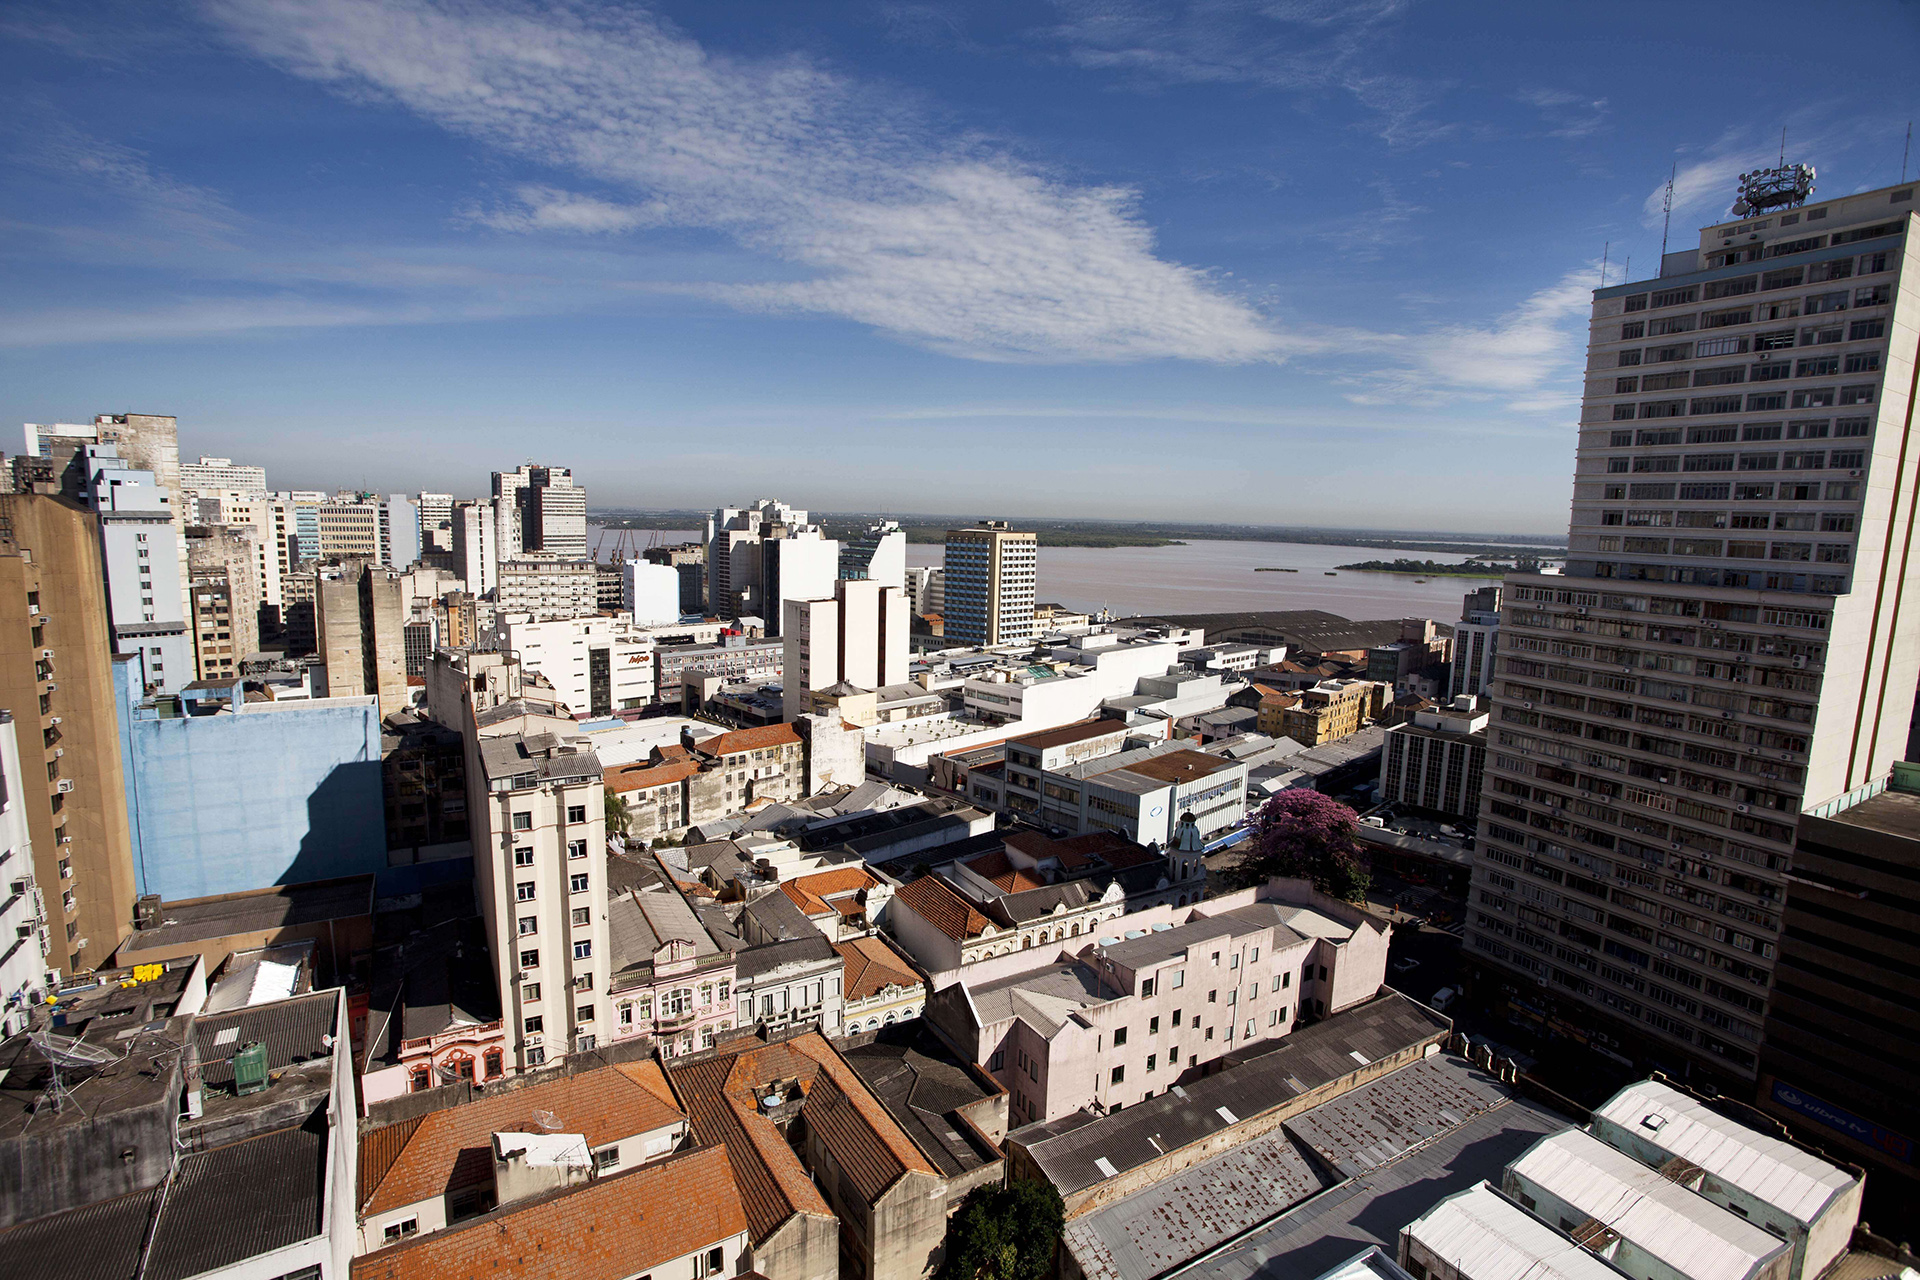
[943,521,1037,648]
[782,578,910,719]
[492,464,587,560]
[1464,171,1918,1085]
[1448,586,1502,701]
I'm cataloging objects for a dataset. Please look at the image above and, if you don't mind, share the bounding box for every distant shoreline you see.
[591,515,1561,558]
[1334,558,1535,577]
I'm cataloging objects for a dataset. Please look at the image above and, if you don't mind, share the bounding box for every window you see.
[1318,965,1328,980]
[527,1047,545,1066]
[571,873,590,893]
[518,916,538,936]
[594,1147,621,1170]
[383,1218,420,1242]
[520,949,539,968]
[524,1015,544,1033]
[1839,385,1875,406]
[568,840,587,859]
[1208,989,1218,1003]
[1149,1016,1160,1034]
[512,812,532,831]
[566,804,587,824]
[574,940,593,959]
[1171,969,1184,988]
[572,906,591,926]
[577,1003,595,1022]
[1111,1065,1125,1084]
[523,982,542,1001]
[1113,1027,1128,1047]
[517,881,536,901]
[514,848,534,867]
[1140,977,1155,997]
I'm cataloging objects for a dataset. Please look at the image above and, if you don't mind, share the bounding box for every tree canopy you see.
[937,1179,1064,1280]
[1244,790,1371,900]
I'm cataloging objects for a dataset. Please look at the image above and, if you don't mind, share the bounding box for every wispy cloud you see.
[201,0,1302,364]
[1515,87,1609,140]
[1345,267,1596,413]
[1034,0,1447,145]
[15,124,240,247]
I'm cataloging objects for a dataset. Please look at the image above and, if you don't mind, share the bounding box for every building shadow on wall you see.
[280,759,388,886]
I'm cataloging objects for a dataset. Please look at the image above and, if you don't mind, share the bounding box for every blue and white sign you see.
[1770,1080,1912,1164]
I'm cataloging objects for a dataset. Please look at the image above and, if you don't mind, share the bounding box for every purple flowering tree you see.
[1244,789,1371,901]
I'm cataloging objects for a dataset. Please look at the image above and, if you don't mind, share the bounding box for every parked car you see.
[1391,956,1420,973]
[1429,986,1458,1012]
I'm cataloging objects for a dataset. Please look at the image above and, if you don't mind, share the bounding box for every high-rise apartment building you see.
[316,563,409,717]
[417,491,454,557]
[450,497,496,595]
[83,447,194,695]
[704,498,823,619]
[0,713,47,1024]
[782,578,910,719]
[179,455,267,494]
[1463,173,1918,1085]
[493,464,587,560]
[943,521,1037,648]
[1448,586,1502,701]
[185,526,266,676]
[642,541,706,615]
[378,493,421,569]
[0,491,138,975]
[496,557,598,621]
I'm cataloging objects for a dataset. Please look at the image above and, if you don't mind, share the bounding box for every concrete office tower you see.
[0,713,48,1022]
[186,525,266,676]
[622,560,682,625]
[317,563,409,717]
[379,493,421,569]
[838,520,907,590]
[1448,586,1502,701]
[193,491,291,613]
[318,494,379,560]
[451,498,497,595]
[759,532,839,637]
[643,541,706,614]
[417,491,454,555]
[704,498,812,617]
[179,455,267,494]
[497,558,599,621]
[943,521,1037,647]
[0,491,139,975]
[280,489,323,562]
[782,579,911,719]
[1463,174,1919,1085]
[494,463,587,560]
[84,448,194,695]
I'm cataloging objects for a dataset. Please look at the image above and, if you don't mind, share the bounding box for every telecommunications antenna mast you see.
[1731,161,1816,218]
[1659,165,1676,261]
[26,1029,121,1119]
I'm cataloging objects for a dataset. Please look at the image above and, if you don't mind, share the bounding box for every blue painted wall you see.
[115,665,388,899]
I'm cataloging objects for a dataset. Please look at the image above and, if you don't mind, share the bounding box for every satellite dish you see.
[533,1108,561,1131]
[30,1030,120,1069]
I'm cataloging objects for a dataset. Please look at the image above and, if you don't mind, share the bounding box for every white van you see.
[1429,986,1458,1013]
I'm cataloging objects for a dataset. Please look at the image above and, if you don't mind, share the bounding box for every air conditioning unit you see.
[47,718,60,726]
[13,926,32,941]
[57,835,70,845]
[1792,655,1808,669]
[1735,804,1750,813]
[524,1032,543,1047]
[51,748,61,758]
[72,937,88,951]
[9,879,30,895]
[1721,711,1735,719]
[54,780,74,794]
[38,650,52,660]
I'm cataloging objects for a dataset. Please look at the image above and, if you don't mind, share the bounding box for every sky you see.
[2,1,1917,535]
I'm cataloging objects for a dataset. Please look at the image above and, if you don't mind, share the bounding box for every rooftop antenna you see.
[1779,127,1787,167]
[1903,122,1912,184]
[24,1030,121,1121]
[1658,164,1676,261]
[1599,241,1610,288]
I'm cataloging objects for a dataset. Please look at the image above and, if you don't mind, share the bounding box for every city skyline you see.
[3,1,1917,531]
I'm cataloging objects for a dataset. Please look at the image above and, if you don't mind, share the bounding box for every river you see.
[592,525,1509,622]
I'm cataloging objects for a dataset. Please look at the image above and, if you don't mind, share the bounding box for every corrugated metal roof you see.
[1592,1079,1854,1224]
[145,1121,327,1280]
[1403,1182,1628,1280]
[0,1186,160,1280]
[1282,1055,1509,1179]
[1015,992,1447,1195]
[1506,1129,1788,1280]
[192,990,338,1088]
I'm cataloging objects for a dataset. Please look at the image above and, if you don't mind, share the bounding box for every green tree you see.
[604,789,631,838]
[937,1180,1063,1280]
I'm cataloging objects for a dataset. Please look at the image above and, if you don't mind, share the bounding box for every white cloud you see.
[202,0,1299,364]
[20,125,239,245]
[1345,267,1595,413]
[1035,0,1445,145]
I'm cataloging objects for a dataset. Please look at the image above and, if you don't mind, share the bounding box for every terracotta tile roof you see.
[605,759,700,794]
[613,1060,680,1112]
[1118,749,1238,785]
[832,898,867,917]
[696,723,802,758]
[778,867,882,917]
[667,1032,937,1242]
[961,850,1047,894]
[1010,717,1125,751]
[351,1143,746,1280]
[357,1116,422,1209]
[893,876,991,941]
[833,936,924,1003]
[359,1065,688,1216]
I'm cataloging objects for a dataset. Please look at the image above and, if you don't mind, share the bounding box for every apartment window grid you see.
[1574,241,1898,594]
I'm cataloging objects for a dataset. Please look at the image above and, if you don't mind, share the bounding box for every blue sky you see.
[3,0,1916,534]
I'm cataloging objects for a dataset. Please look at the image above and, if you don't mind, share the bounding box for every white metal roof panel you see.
[1593,1079,1854,1223]
[1404,1182,1628,1280]
[1508,1130,1788,1280]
